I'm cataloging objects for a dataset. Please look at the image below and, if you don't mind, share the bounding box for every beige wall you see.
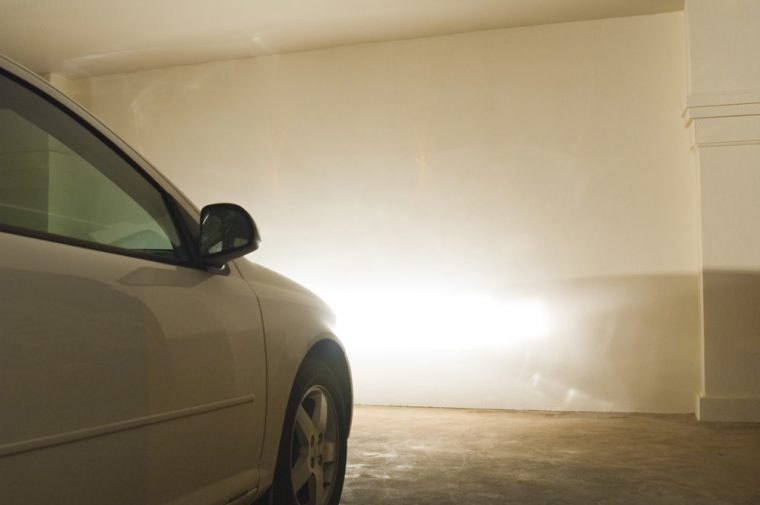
[69,12,700,413]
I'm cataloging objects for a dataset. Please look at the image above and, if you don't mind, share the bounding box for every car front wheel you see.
[272,357,348,505]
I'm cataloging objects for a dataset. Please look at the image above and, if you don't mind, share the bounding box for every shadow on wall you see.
[321,272,701,414]
[702,270,760,399]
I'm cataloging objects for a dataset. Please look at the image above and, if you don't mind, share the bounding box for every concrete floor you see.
[341,406,760,505]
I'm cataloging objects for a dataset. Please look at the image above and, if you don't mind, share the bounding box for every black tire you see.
[271,357,348,505]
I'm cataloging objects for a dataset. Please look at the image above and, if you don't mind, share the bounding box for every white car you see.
[0,55,352,505]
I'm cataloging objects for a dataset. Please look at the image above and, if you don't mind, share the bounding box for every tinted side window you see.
[0,72,184,260]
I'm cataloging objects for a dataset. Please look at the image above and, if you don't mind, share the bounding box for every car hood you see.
[232,258,336,329]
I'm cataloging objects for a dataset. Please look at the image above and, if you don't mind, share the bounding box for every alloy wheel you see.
[289,385,340,505]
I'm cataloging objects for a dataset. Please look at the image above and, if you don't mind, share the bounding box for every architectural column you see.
[684,0,760,421]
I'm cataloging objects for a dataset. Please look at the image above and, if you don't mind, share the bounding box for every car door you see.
[0,68,267,504]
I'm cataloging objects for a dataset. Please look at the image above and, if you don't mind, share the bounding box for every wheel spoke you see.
[312,465,324,505]
[322,441,337,463]
[291,385,339,505]
[291,455,312,493]
[312,392,328,433]
[295,405,313,442]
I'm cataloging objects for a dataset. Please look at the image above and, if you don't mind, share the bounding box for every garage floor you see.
[340,406,760,505]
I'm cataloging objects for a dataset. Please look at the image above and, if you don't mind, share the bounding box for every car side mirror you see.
[199,203,260,268]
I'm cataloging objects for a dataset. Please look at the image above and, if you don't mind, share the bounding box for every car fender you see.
[232,258,352,494]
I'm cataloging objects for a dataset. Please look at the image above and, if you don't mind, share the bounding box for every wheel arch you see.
[301,335,353,438]
[255,335,352,504]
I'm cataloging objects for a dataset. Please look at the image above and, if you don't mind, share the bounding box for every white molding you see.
[684,90,760,150]
[683,89,760,124]
[687,89,760,108]
[692,115,760,148]
[697,395,760,423]
[684,102,760,125]
[691,140,760,151]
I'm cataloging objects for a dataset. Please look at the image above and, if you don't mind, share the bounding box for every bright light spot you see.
[320,291,551,352]
[530,373,542,388]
